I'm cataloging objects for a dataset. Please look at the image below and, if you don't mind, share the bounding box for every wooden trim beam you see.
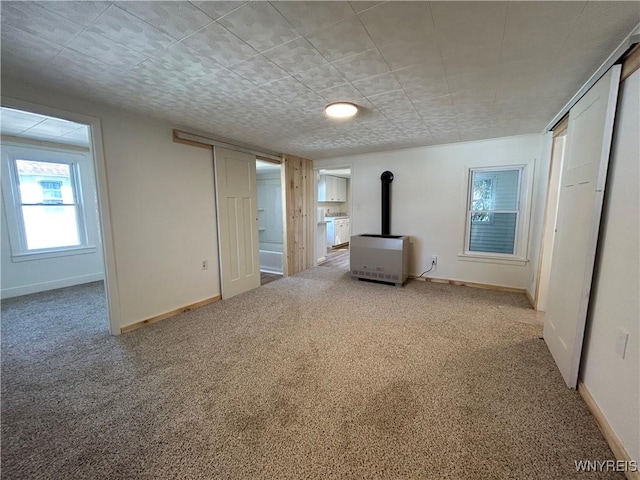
[410,275,527,295]
[552,116,570,137]
[172,129,281,161]
[120,295,221,333]
[578,381,640,480]
[172,129,212,150]
[622,44,640,81]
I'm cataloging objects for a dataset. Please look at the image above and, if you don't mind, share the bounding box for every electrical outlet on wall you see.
[431,255,438,266]
[201,260,208,270]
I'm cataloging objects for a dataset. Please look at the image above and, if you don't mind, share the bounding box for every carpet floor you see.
[1,268,621,479]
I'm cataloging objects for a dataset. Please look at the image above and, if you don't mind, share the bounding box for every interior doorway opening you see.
[316,167,352,270]
[256,159,284,285]
[0,106,110,333]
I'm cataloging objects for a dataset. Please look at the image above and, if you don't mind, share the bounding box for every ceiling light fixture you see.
[325,102,358,119]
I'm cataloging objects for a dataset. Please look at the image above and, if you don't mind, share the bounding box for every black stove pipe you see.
[381,171,394,235]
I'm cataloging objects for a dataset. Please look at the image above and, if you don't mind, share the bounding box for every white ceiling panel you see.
[88,5,176,56]
[262,37,329,75]
[67,29,149,69]
[501,1,584,64]
[331,48,389,82]
[393,63,449,101]
[358,1,435,46]
[293,63,348,92]
[217,2,300,52]
[1,25,63,64]
[188,68,255,96]
[376,40,442,71]
[430,1,507,29]
[1,108,90,147]
[24,118,84,137]
[317,83,365,103]
[0,108,46,135]
[272,1,355,35]
[352,72,402,99]
[435,4,507,56]
[1,1,638,159]
[153,42,222,79]
[306,15,375,62]
[190,1,247,21]
[115,1,213,41]
[1,2,85,48]
[180,21,257,67]
[349,2,384,14]
[34,1,111,26]
[48,47,129,83]
[228,55,289,86]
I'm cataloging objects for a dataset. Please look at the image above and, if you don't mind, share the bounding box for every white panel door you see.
[214,147,260,299]
[543,65,621,388]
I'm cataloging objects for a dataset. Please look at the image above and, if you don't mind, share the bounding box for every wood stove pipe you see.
[381,171,394,235]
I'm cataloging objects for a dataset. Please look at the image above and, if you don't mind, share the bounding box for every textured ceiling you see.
[1,1,638,159]
[0,107,90,147]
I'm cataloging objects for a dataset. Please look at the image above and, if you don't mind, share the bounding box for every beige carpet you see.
[1,268,621,479]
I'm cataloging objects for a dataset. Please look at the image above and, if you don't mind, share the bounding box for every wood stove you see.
[350,171,409,286]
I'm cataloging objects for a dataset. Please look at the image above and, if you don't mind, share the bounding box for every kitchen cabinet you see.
[326,217,350,247]
[318,175,347,202]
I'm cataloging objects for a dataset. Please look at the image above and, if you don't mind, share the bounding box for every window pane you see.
[469,212,517,254]
[15,160,74,204]
[496,170,519,210]
[21,205,80,250]
[472,175,495,212]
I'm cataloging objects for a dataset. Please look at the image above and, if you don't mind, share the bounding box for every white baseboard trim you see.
[578,381,640,480]
[1,273,104,299]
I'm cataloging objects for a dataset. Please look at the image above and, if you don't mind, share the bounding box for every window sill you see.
[457,253,528,266]
[12,245,98,263]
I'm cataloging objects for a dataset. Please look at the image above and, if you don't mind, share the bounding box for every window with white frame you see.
[1,145,94,258]
[466,167,524,256]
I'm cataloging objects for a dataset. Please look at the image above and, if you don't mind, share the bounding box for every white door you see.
[543,65,621,388]
[214,147,260,299]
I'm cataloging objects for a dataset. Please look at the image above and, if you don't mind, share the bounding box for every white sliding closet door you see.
[543,65,621,388]
[214,147,260,299]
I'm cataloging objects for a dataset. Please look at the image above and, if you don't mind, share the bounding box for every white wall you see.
[315,134,544,289]
[1,78,221,331]
[1,141,104,298]
[581,69,639,463]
